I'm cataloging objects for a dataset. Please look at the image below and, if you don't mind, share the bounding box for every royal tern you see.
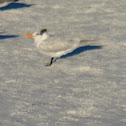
[0,0,19,7]
[23,29,93,66]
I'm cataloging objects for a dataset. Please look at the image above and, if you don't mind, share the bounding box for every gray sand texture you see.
[0,0,126,126]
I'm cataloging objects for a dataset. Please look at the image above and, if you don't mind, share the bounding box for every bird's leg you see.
[45,57,54,66]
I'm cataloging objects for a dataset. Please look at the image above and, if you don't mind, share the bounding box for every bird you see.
[23,29,93,66]
[0,0,19,7]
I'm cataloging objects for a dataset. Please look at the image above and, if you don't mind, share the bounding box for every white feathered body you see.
[33,34,92,58]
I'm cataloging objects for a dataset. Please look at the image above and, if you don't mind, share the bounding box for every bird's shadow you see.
[0,35,19,39]
[0,3,34,11]
[61,45,103,59]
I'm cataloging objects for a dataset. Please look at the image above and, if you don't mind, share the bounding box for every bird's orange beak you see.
[22,34,35,38]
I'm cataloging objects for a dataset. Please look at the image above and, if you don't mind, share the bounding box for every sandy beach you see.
[0,0,126,126]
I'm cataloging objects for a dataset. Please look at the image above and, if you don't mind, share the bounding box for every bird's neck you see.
[41,32,49,40]
[34,32,49,46]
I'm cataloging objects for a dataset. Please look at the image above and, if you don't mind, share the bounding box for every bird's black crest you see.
[40,29,47,35]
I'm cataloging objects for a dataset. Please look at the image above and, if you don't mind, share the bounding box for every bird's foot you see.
[45,57,54,66]
[45,63,52,66]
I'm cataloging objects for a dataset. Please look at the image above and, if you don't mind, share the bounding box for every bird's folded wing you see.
[38,41,76,53]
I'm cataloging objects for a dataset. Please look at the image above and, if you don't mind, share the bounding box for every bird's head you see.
[23,29,49,40]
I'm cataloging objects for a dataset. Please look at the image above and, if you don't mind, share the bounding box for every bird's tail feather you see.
[79,40,95,47]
